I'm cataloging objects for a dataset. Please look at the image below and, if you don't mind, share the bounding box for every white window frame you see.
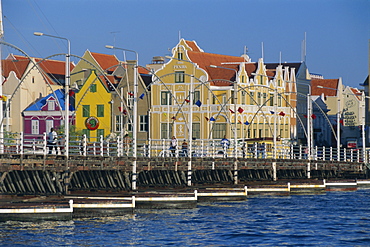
[31,120,39,135]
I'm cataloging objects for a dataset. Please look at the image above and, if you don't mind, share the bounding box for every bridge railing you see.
[0,132,368,163]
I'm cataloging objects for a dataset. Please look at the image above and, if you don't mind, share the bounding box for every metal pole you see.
[105,45,138,190]
[337,96,340,161]
[361,93,366,163]
[34,32,70,158]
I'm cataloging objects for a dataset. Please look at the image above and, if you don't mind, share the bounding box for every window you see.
[46,120,53,134]
[193,91,200,104]
[250,92,254,105]
[269,93,274,106]
[161,123,173,139]
[212,123,226,139]
[278,95,282,107]
[177,51,183,60]
[241,76,245,83]
[140,115,148,132]
[127,91,134,109]
[90,84,97,93]
[31,120,39,135]
[97,129,104,138]
[48,100,55,111]
[82,129,90,140]
[161,91,171,105]
[192,123,200,139]
[115,115,122,132]
[257,92,261,105]
[175,71,185,83]
[82,105,90,117]
[241,91,246,104]
[97,105,104,117]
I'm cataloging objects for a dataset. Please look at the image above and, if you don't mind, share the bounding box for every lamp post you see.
[317,86,341,161]
[34,32,70,158]
[106,45,138,190]
[210,65,238,158]
[165,55,196,186]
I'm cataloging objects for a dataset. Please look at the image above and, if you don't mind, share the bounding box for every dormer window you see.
[177,51,183,60]
[48,100,55,111]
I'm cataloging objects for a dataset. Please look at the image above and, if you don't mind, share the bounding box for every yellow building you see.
[74,70,112,140]
[151,39,298,152]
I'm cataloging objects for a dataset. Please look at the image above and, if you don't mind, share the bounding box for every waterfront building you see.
[150,39,301,151]
[74,70,112,141]
[311,78,365,148]
[70,50,151,145]
[2,54,73,133]
[22,88,75,137]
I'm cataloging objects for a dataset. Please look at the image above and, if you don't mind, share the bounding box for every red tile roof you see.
[138,66,150,74]
[311,79,339,96]
[90,52,120,72]
[187,51,245,86]
[34,58,75,75]
[185,40,202,52]
[2,59,29,79]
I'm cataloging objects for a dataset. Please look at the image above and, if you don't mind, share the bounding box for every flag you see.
[205,117,209,121]
[118,107,122,112]
[139,93,145,99]
[238,120,242,124]
[339,119,344,125]
[244,121,250,125]
[122,109,127,115]
[311,114,317,119]
[171,116,176,120]
[195,100,202,107]
[184,99,190,103]
[229,109,235,113]
[128,92,134,96]
[304,115,308,118]
[163,112,167,117]
[270,111,275,114]
[237,107,244,113]
[68,91,75,97]
[210,117,216,121]
[279,111,285,116]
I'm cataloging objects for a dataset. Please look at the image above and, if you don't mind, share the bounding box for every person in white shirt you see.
[170,136,178,155]
[48,128,58,154]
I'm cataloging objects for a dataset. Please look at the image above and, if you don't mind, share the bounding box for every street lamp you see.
[210,65,238,158]
[165,55,195,186]
[106,45,138,190]
[317,85,341,161]
[34,32,70,158]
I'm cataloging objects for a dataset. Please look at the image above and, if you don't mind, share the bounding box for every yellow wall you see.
[75,70,112,140]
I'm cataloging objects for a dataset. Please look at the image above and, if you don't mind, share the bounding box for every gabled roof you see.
[1,59,29,79]
[185,40,203,52]
[4,54,74,86]
[24,89,75,112]
[311,79,339,96]
[90,52,120,72]
[187,50,245,86]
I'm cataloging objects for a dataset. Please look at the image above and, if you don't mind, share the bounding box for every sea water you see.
[1,189,369,246]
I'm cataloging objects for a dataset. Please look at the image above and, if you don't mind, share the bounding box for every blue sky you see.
[2,0,369,87]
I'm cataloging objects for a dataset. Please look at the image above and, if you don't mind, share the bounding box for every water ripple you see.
[1,190,370,246]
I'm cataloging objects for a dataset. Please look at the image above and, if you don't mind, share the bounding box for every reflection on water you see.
[0,189,370,246]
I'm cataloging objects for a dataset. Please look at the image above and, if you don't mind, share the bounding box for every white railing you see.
[0,132,368,163]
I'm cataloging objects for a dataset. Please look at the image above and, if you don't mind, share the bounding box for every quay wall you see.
[0,155,369,195]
